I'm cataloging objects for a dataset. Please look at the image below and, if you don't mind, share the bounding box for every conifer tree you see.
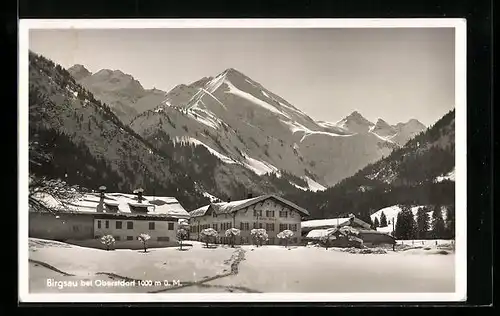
[394,212,403,239]
[416,207,430,239]
[380,211,388,227]
[373,217,380,228]
[431,205,446,238]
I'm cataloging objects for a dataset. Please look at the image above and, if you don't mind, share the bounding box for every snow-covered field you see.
[29,238,234,293]
[28,238,455,294]
[206,245,455,293]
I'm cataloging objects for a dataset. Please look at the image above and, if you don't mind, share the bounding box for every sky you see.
[29,27,455,126]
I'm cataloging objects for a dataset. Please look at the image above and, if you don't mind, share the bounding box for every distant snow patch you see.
[187,108,221,130]
[241,152,278,175]
[200,88,226,108]
[281,120,352,142]
[290,182,308,191]
[245,79,259,87]
[203,192,220,202]
[175,137,236,164]
[224,81,290,119]
[369,131,395,144]
[435,168,455,182]
[304,176,326,192]
[371,205,448,233]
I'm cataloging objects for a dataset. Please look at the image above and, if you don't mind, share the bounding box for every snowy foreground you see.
[28,238,455,294]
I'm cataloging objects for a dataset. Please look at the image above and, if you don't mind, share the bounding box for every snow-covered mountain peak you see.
[371,118,397,138]
[336,111,374,133]
[221,67,247,77]
[403,119,426,130]
[345,110,373,123]
[375,118,391,128]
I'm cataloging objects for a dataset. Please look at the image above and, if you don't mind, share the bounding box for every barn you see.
[302,214,395,247]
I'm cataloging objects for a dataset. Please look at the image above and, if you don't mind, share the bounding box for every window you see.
[105,220,109,229]
[157,237,170,241]
[279,211,288,218]
[167,222,174,230]
[253,222,257,229]
[149,222,156,230]
[127,236,133,241]
[279,224,288,231]
[290,224,298,232]
[254,210,262,217]
[213,212,217,218]
[266,223,275,232]
[258,222,263,229]
[266,210,275,217]
[115,236,121,241]
[212,223,218,231]
[97,220,101,229]
[239,222,250,231]
[116,221,122,229]
[127,221,133,229]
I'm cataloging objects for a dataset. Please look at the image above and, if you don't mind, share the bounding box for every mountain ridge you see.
[67,61,428,190]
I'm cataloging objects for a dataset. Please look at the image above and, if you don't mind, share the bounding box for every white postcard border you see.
[18,18,467,303]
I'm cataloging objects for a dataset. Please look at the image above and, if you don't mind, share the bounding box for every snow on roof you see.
[189,194,310,218]
[31,192,190,218]
[301,218,351,229]
[305,229,334,239]
[189,204,211,217]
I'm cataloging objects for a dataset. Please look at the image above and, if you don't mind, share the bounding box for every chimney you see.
[134,188,144,203]
[97,186,106,212]
[247,193,253,199]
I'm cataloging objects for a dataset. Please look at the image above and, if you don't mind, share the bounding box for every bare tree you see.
[28,176,83,215]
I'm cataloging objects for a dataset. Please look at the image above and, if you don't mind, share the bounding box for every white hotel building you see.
[188,194,310,245]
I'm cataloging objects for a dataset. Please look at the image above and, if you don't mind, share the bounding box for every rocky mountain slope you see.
[30,53,313,210]
[283,109,455,220]
[30,53,210,209]
[67,65,167,123]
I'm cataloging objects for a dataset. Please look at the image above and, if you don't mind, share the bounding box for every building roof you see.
[301,217,372,230]
[301,218,351,229]
[305,228,337,239]
[30,192,190,219]
[306,228,394,239]
[189,194,310,218]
